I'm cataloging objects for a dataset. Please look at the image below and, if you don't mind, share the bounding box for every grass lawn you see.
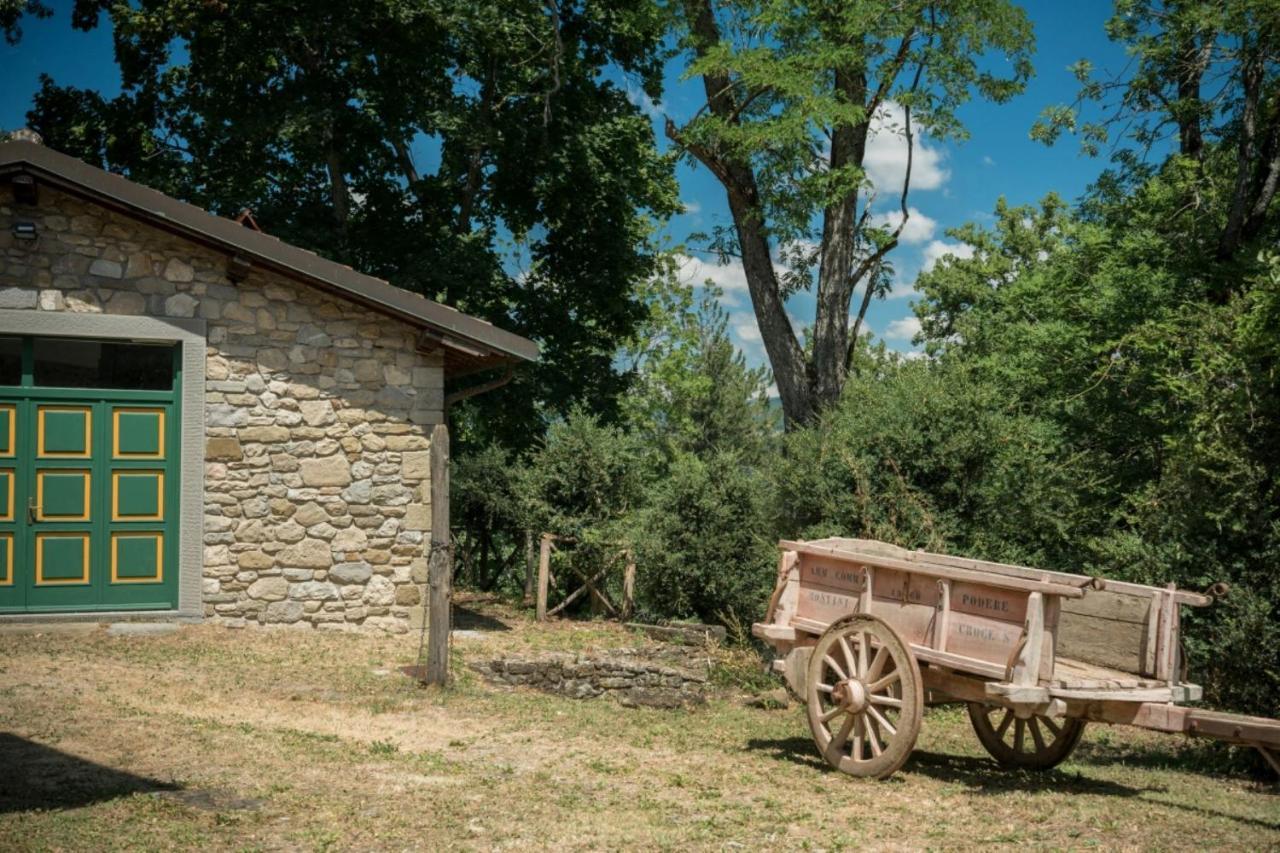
[1,596,1276,851]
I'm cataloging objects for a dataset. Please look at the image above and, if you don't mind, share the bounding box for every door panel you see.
[0,336,180,613]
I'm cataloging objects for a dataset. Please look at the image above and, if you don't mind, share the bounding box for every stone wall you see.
[469,649,709,708]
[0,184,442,632]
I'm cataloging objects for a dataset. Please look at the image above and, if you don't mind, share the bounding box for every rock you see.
[289,581,338,601]
[340,480,372,504]
[401,451,430,480]
[164,257,195,282]
[165,292,199,317]
[300,455,351,487]
[263,600,304,624]
[107,622,180,637]
[362,575,395,606]
[293,502,328,527]
[297,324,332,347]
[278,539,332,570]
[0,287,39,309]
[206,437,244,461]
[207,405,249,428]
[298,399,335,426]
[331,527,367,552]
[246,576,288,601]
[38,289,64,310]
[89,258,124,278]
[237,551,275,570]
[238,425,291,443]
[106,291,147,315]
[329,562,373,584]
[394,585,421,605]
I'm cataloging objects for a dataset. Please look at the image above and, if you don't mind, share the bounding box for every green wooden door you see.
[0,337,180,613]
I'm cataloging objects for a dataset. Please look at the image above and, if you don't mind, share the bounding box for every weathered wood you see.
[1013,593,1045,687]
[934,580,951,652]
[523,531,536,604]
[622,553,636,619]
[424,423,451,686]
[535,533,552,622]
[778,540,1087,599]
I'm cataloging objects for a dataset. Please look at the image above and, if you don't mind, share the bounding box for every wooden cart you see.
[752,537,1280,779]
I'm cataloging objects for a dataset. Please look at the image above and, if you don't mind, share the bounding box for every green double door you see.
[0,336,180,613]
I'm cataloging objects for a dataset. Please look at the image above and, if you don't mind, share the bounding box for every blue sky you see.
[1,1,1129,376]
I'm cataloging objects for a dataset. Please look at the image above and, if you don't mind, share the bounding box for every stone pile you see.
[469,647,708,708]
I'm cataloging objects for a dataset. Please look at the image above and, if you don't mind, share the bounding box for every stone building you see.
[0,132,537,631]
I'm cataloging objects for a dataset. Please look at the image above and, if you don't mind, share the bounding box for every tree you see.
[665,0,1034,426]
[621,259,776,459]
[1033,0,1280,270]
[15,0,678,447]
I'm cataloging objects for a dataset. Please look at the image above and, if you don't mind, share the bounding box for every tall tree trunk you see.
[675,0,814,426]
[812,66,869,410]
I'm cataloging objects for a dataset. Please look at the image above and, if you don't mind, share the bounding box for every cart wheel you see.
[805,614,924,779]
[966,703,1086,770]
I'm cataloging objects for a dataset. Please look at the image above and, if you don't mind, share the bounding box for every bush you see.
[633,450,776,625]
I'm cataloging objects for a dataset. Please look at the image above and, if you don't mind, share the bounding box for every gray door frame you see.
[0,309,205,622]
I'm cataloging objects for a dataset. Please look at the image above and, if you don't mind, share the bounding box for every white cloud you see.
[883,316,922,341]
[682,200,701,215]
[677,253,752,295]
[765,382,779,399]
[626,85,665,121]
[733,317,762,343]
[870,207,937,245]
[900,349,927,361]
[982,155,995,167]
[864,102,949,193]
[921,240,975,274]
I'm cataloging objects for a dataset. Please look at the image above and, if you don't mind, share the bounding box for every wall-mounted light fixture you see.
[11,222,38,241]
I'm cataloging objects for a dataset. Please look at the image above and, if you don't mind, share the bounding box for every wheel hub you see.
[832,678,869,714]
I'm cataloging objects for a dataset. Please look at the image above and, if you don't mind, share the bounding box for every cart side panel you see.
[1057,590,1155,676]
[793,551,1055,680]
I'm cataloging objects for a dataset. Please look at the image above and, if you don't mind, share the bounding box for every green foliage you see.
[908,155,1280,715]
[633,449,775,624]
[19,0,680,449]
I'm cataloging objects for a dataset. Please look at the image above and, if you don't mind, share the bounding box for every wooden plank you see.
[1012,593,1044,686]
[535,533,552,622]
[950,580,1028,624]
[934,580,951,652]
[778,540,1087,598]
[622,553,636,619]
[1060,588,1153,624]
[812,537,1215,606]
[424,423,451,686]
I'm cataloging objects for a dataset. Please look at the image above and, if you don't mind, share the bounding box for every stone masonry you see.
[469,648,709,708]
[0,185,442,632]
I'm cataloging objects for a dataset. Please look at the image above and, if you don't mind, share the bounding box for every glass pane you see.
[0,337,20,385]
[33,338,174,390]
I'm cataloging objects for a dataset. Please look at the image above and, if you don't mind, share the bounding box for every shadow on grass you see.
[453,603,512,632]
[0,733,179,814]
[744,736,1280,831]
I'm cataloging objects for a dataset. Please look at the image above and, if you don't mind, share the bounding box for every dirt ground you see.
[0,595,1277,851]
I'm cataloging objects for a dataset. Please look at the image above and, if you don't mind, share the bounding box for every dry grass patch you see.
[0,598,1276,850]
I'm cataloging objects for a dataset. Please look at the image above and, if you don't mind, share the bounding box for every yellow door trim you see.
[110,533,163,584]
[37,406,92,458]
[0,403,15,458]
[35,532,91,585]
[0,469,12,522]
[0,534,12,586]
[35,469,92,522]
[111,470,165,522]
[112,408,166,459]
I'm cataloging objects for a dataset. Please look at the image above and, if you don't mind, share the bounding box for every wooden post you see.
[424,423,451,686]
[1013,592,1044,686]
[523,531,535,604]
[622,551,636,619]
[536,533,552,621]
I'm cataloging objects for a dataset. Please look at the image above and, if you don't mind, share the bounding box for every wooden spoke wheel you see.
[805,614,924,779]
[966,703,1086,770]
